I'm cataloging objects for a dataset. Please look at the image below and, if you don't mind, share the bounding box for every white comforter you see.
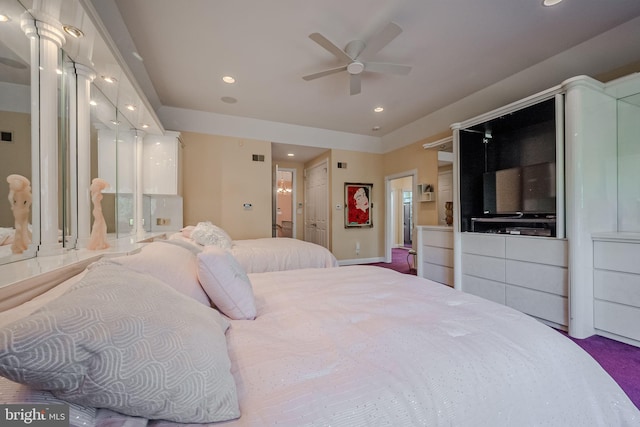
[229,238,338,273]
[170,234,338,273]
[139,266,637,427]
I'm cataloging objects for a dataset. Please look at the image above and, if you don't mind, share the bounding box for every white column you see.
[74,64,96,248]
[22,13,65,256]
[135,130,146,237]
[563,76,617,339]
[450,125,462,291]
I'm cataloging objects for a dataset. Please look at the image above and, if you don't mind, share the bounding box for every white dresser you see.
[416,226,453,286]
[593,233,640,346]
[460,233,568,328]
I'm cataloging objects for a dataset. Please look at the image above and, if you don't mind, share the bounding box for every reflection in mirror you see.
[91,83,137,241]
[617,91,640,232]
[115,110,135,238]
[59,51,71,248]
[90,83,117,238]
[0,1,34,264]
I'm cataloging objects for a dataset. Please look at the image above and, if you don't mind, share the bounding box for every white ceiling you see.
[89,0,640,161]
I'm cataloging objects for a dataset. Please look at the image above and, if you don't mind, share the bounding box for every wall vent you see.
[252,154,265,162]
[337,162,347,169]
[1,131,13,143]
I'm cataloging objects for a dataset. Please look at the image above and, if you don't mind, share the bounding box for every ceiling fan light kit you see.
[303,22,411,96]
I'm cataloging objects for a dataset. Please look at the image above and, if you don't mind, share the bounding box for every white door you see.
[304,161,329,248]
[438,170,453,225]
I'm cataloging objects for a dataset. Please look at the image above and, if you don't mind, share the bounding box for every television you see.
[483,162,556,215]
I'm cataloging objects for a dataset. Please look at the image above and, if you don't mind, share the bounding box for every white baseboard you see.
[338,257,385,266]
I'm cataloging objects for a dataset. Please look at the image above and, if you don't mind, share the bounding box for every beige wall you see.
[0,111,31,227]
[178,130,446,260]
[329,149,384,261]
[383,132,449,226]
[181,131,272,239]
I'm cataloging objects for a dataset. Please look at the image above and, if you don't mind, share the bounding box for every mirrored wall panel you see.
[0,1,34,264]
[617,91,640,232]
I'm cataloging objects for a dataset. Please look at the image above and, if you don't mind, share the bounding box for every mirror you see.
[617,91,640,232]
[91,83,137,240]
[0,1,34,264]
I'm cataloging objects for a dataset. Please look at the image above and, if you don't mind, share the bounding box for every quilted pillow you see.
[0,262,240,423]
[105,240,211,306]
[197,246,257,320]
[191,222,233,249]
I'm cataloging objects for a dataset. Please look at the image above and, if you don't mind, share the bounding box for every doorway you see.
[385,170,417,263]
[274,168,296,238]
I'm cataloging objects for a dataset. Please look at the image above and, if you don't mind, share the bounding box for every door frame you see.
[274,167,297,238]
[384,169,417,263]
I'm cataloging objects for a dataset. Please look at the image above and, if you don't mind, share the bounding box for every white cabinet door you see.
[143,133,179,195]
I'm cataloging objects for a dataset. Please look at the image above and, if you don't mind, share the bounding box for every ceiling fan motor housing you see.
[347,61,365,75]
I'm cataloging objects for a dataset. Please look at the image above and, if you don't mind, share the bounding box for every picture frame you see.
[344,182,373,228]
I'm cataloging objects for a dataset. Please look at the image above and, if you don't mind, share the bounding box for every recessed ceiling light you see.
[132,51,144,61]
[287,153,295,157]
[221,96,237,104]
[542,0,563,6]
[0,14,10,22]
[372,126,381,131]
[222,76,236,84]
[102,76,117,84]
[141,124,149,129]
[126,104,136,111]
[374,107,384,113]
[110,120,120,126]
[89,100,97,106]
[63,25,84,38]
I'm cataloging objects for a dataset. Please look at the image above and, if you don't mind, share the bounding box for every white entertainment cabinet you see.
[449,73,640,346]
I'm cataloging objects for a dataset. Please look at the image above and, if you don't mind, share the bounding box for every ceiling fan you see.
[302,22,412,96]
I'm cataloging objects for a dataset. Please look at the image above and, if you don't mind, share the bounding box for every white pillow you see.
[191,222,233,249]
[0,262,240,423]
[197,246,257,320]
[106,240,211,306]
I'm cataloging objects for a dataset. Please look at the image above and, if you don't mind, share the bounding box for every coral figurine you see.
[6,174,32,254]
[88,178,110,250]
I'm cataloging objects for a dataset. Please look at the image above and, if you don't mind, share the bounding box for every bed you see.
[170,222,338,273]
[0,240,638,427]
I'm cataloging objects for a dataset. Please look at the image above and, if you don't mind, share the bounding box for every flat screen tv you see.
[483,162,556,215]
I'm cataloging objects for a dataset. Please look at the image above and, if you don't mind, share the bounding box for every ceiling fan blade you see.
[364,62,411,75]
[309,33,352,63]
[350,73,361,96]
[359,22,403,58]
[302,65,348,81]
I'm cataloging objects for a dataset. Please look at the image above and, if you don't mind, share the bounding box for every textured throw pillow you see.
[105,240,211,306]
[197,246,257,320]
[0,263,240,423]
[0,376,96,426]
[191,222,233,249]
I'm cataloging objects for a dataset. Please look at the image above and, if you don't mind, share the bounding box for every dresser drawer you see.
[462,253,505,282]
[423,246,453,268]
[461,233,505,257]
[506,259,568,296]
[594,241,640,274]
[462,274,505,305]
[506,236,568,267]
[422,229,453,249]
[595,300,640,342]
[506,285,568,326]
[594,269,640,307]
[423,263,453,287]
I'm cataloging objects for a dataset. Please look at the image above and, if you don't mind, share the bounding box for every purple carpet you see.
[365,248,640,409]
[558,330,640,409]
